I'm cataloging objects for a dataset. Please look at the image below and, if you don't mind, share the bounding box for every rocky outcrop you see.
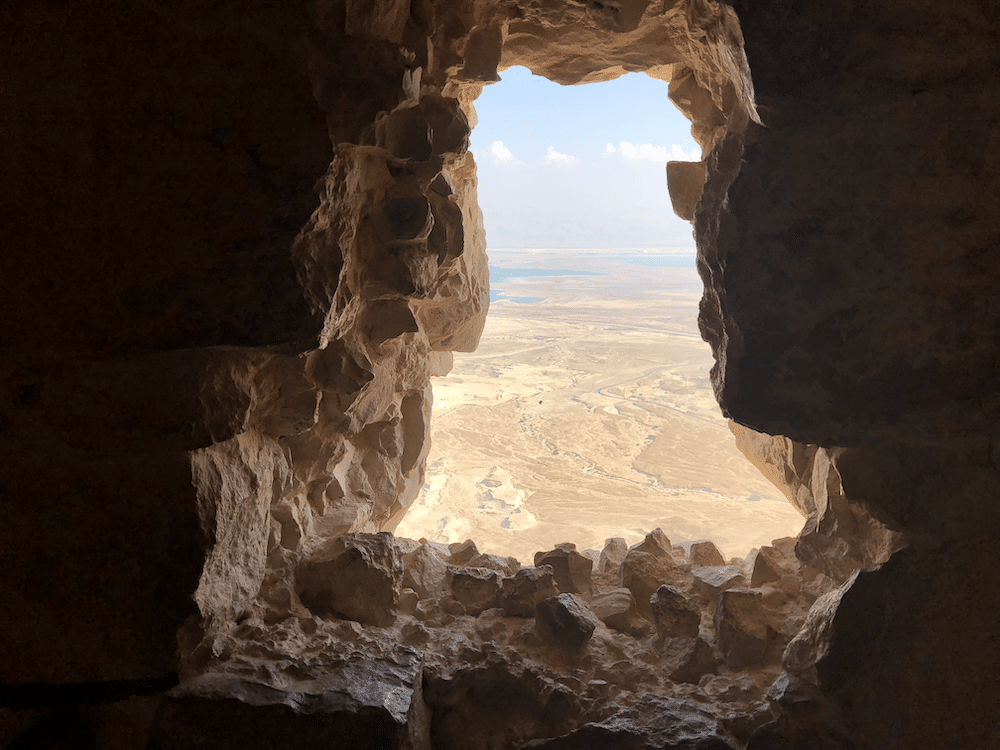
[3,0,999,747]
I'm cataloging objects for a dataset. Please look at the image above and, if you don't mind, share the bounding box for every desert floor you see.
[395,249,805,563]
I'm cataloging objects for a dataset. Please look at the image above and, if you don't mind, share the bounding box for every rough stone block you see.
[535,594,600,650]
[651,585,702,639]
[589,588,648,636]
[500,566,559,617]
[667,637,719,685]
[692,565,748,599]
[621,550,692,615]
[449,567,502,615]
[598,537,628,573]
[534,546,593,595]
[715,589,772,670]
[402,544,449,600]
[296,533,402,627]
[688,540,727,567]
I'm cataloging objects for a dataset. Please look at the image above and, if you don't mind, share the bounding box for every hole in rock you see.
[396,67,805,564]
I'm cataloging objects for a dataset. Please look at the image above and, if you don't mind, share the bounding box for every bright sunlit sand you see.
[395,250,805,562]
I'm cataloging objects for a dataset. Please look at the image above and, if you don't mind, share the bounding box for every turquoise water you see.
[490,266,603,304]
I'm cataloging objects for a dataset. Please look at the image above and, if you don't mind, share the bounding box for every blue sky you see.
[469,67,701,251]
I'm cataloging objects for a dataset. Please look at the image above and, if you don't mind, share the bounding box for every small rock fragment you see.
[651,585,701,639]
[535,594,600,650]
[534,547,593,594]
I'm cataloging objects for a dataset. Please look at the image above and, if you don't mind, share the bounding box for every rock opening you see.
[4,0,999,747]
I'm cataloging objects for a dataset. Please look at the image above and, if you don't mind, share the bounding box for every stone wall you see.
[1,0,999,747]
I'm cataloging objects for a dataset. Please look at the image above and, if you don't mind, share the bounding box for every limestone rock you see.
[500,566,559,618]
[630,528,674,558]
[589,588,648,637]
[448,540,480,566]
[598,537,628,573]
[746,547,784,588]
[687,540,727,568]
[296,533,402,627]
[534,546,593,595]
[651,585,702,639]
[150,658,429,750]
[666,637,719,685]
[692,566,748,599]
[520,695,738,749]
[535,594,600,650]
[622,550,693,616]
[714,590,772,670]
[402,544,450,600]
[468,553,521,577]
[449,566,502,615]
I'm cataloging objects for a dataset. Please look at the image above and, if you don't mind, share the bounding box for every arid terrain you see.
[396,249,804,562]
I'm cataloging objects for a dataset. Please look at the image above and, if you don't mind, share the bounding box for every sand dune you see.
[396,250,804,563]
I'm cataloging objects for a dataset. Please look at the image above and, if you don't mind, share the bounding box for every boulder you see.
[402,544,449,600]
[715,589,772,669]
[651,585,702,639]
[589,588,648,636]
[621,550,692,615]
[630,528,674,558]
[747,546,785,588]
[692,566,748,599]
[598,537,628,573]
[534,545,593,594]
[448,540,480,566]
[535,594,600,650]
[449,567,502,615]
[469,553,521,577]
[687,540,727,568]
[296,533,402,627]
[149,658,429,750]
[500,566,559,617]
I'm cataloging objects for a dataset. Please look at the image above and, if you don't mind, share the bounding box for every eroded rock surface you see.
[3,0,999,747]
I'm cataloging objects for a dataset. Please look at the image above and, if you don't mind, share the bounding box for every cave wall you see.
[2,0,999,747]
[706,2,1000,746]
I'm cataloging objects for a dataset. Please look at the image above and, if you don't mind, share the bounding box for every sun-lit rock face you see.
[2,0,1000,747]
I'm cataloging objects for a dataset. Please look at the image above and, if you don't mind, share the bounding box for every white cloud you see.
[616,141,702,163]
[543,146,580,166]
[604,142,616,154]
[671,143,701,161]
[491,140,514,163]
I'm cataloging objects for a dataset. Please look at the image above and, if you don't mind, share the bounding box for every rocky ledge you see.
[159,529,838,750]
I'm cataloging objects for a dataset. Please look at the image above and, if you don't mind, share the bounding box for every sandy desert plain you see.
[395,249,805,563]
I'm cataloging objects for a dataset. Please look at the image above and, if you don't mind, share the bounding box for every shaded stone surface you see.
[534,546,594,595]
[535,595,600,651]
[651,586,702,640]
[519,695,738,750]
[297,533,402,627]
